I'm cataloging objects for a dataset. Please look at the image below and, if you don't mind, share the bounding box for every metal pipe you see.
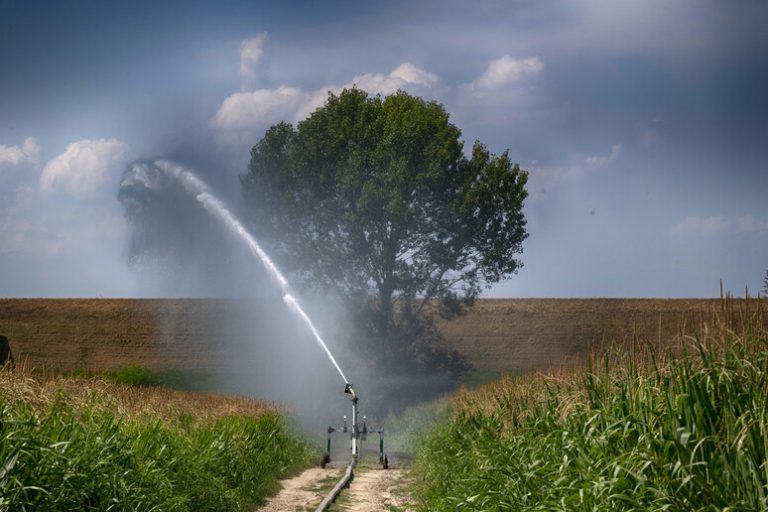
[314,382,362,511]
[344,383,359,458]
[314,458,355,512]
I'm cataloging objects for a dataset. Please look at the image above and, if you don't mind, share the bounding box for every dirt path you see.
[257,467,343,512]
[330,467,415,512]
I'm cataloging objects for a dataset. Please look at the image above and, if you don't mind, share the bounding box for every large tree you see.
[241,88,528,374]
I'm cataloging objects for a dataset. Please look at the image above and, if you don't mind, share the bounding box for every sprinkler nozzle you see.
[344,383,357,402]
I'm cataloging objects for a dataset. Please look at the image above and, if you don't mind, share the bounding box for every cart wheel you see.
[320,453,330,468]
[382,454,389,470]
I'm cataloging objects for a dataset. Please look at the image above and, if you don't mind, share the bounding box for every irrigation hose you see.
[314,458,356,512]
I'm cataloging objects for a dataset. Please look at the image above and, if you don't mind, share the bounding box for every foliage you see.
[413,300,768,511]
[380,396,451,455]
[0,371,314,511]
[241,88,528,376]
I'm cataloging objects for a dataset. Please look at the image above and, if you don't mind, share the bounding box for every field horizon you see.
[0,297,729,374]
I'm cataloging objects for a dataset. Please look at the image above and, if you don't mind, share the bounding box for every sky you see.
[0,0,766,298]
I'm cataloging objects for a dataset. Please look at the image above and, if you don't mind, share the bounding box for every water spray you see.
[146,160,350,385]
[121,160,387,499]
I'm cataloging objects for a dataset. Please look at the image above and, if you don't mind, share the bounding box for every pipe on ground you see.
[314,459,355,512]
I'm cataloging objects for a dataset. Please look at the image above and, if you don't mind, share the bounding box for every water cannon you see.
[322,384,389,470]
[344,382,358,402]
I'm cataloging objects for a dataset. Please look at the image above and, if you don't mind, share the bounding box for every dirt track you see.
[329,467,414,512]
[256,467,343,512]
[0,298,722,373]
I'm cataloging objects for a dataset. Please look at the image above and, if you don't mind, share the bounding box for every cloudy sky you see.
[1,0,766,298]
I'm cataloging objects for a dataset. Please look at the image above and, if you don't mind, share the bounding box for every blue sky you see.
[0,0,766,298]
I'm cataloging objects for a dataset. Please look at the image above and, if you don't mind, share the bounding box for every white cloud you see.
[239,32,269,83]
[670,215,728,237]
[351,62,439,94]
[584,143,621,167]
[736,214,768,235]
[389,62,439,87]
[0,137,40,167]
[211,86,305,131]
[470,55,543,91]
[212,62,440,132]
[456,55,545,122]
[40,139,129,198]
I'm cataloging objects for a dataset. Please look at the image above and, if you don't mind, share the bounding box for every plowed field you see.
[0,298,722,373]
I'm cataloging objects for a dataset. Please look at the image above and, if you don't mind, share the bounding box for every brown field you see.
[436,298,723,372]
[0,298,725,374]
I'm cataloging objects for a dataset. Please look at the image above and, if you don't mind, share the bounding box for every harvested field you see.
[0,298,725,373]
[436,298,723,371]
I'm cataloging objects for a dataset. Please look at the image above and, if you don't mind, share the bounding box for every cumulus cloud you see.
[584,143,621,167]
[40,138,130,198]
[0,137,40,167]
[456,55,546,123]
[352,62,439,93]
[211,86,304,131]
[470,55,543,91]
[294,63,439,120]
[670,215,729,237]
[239,32,269,84]
[212,62,440,132]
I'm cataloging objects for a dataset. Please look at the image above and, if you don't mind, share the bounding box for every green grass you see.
[413,300,768,511]
[0,372,315,511]
[64,365,201,389]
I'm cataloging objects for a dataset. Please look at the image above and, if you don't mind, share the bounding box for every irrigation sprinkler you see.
[125,161,378,509]
[344,383,360,459]
[322,383,389,469]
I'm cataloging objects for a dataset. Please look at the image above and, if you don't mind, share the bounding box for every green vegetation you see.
[383,396,450,455]
[0,371,314,511]
[413,300,768,510]
[242,88,528,381]
[65,365,201,389]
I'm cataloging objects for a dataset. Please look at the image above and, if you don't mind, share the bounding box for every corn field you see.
[0,367,314,511]
[413,295,768,511]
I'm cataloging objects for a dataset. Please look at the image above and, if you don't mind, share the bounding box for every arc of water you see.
[154,160,349,385]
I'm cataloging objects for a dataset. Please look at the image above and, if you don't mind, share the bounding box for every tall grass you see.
[413,295,768,511]
[0,367,314,511]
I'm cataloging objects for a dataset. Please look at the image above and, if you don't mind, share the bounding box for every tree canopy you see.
[241,88,528,374]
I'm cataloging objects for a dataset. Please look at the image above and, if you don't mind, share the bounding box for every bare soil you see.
[436,298,722,371]
[0,298,723,373]
[330,467,414,512]
[256,467,343,512]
